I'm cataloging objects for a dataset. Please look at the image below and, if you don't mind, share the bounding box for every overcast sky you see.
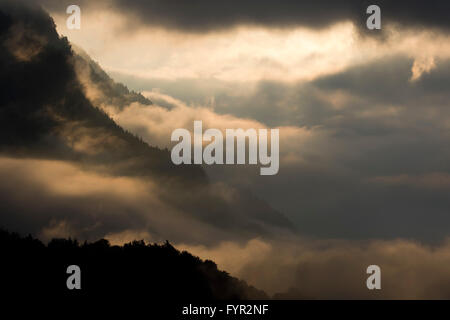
[41,0,450,241]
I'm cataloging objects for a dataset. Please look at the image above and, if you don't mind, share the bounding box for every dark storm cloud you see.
[111,0,363,31]
[24,0,450,33]
[42,0,450,33]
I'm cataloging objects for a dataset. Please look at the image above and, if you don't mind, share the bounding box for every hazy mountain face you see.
[0,1,293,246]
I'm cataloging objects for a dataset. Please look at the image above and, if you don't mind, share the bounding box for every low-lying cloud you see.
[180,236,450,299]
[0,156,292,245]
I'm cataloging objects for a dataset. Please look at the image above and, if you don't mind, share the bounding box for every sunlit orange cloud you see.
[95,91,318,168]
[50,8,450,84]
[0,157,236,244]
[178,236,450,299]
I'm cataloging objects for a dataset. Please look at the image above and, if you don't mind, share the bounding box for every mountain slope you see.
[0,1,205,182]
[73,45,153,111]
[0,0,294,244]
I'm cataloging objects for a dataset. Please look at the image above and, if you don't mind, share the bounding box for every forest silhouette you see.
[0,228,268,300]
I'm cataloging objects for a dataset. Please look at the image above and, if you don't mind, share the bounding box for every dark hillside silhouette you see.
[0,228,268,299]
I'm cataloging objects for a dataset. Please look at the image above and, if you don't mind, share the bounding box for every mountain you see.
[0,1,205,182]
[0,1,293,245]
